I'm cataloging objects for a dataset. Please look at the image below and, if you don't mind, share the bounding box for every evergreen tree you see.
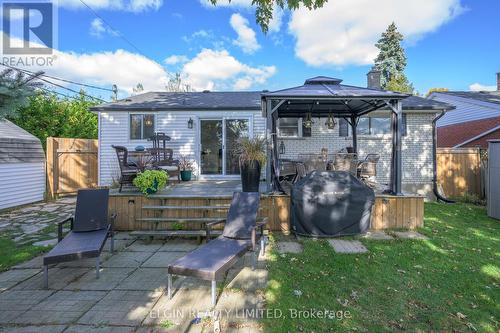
[374,22,410,90]
[386,74,415,94]
[0,69,43,118]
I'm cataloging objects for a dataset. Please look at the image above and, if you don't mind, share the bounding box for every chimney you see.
[497,72,500,91]
[367,68,382,90]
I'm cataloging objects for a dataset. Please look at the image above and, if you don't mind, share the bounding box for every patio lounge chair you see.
[167,192,266,306]
[42,189,116,288]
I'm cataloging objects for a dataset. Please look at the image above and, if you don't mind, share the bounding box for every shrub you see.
[133,170,168,195]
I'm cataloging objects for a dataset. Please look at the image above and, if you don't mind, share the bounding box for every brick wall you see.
[278,112,436,188]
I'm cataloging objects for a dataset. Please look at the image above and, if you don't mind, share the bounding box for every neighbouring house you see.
[429,73,500,148]
[0,119,45,210]
[91,72,452,198]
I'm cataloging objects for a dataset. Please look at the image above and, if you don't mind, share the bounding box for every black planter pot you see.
[240,161,261,192]
[180,170,192,181]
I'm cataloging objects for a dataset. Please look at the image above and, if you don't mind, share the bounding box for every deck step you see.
[142,205,230,210]
[130,230,223,237]
[136,217,224,223]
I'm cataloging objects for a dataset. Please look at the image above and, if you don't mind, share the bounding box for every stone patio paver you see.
[328,240,368,253]
[64,267,136,291]
[360,231,394,240]
[103,238,135,252]
[78,290,162,326]
[12,256,44,269]
[0,290,53,323]
[125,241,164,252]
[12,290,106,325]
[159,240,200,252]
[13,267,89,290]
[276,241,303,254]
[102,251,153,268]
[0,269,41,291]
[141,251,186,268]
[63,325,135,333]
[0,325,66,333]
[226,267,268,292]
[116,268,168,291]
[143,286,212,330]
[57,252,113,268]
[394,231,429,240]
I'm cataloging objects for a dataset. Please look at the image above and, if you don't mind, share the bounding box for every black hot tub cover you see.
[291,171,375,237]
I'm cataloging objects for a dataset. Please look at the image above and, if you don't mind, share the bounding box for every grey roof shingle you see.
[90,78,453,112]
[439,91,500,106]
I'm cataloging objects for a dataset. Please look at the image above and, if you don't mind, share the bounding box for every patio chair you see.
[112,145,139,192]
[333,153,358,175]
[358,154,380,188]
[42,189,116,288]
[167,192,266,306]
[148,147,180,181]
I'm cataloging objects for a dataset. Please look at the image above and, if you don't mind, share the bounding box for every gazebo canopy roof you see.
[262,76,409,118]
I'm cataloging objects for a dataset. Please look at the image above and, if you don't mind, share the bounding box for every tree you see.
[209,0,327,33]
[8,92,98,149]
[374,22,412,92]
[385,74,415,94]
[426,87,449,97]
[0,68,43,118]
[133,83,144,95]
[166,73,192,92]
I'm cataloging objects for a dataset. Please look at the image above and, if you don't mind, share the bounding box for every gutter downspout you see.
[432,110,454,203]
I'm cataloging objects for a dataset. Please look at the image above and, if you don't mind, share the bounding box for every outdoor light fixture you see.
[325,112,336,130]
[303,113,314,129]
[279,140,286,154]
[187,118,194,129]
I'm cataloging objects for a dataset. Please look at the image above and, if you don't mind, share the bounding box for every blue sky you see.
[2,0,499,99]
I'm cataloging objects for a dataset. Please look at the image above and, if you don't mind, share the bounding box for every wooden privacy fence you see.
[46,137,98,197]
[436,148,484,198]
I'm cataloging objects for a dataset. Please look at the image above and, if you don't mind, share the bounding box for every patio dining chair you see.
[333,153,358,175]
[148,133,180,180]
[358,153,380,188]
[167,192,266,306]
[112,145,139,192]
[42,189,116,288]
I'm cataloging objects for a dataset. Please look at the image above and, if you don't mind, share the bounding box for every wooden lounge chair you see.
[167,192,266,306]
[42,189,116,288]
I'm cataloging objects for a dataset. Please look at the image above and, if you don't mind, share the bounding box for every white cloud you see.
[89,18,118,38]
[230,13,260,54]
[181,48,276,90]
[0,32,168,96]
[469,83,497,92]
[164,55,189,65]
[289,0,464,66]
[268,5,284,33]
[199,0,252,8]
[57,0,162,13]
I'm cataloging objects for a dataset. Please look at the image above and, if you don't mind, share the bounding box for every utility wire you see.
[0,62,113,92]
[1,63,108,102]
[78,0,146,55]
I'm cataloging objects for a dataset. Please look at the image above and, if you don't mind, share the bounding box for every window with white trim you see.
[345,114,406,136]
[130,114,155,140]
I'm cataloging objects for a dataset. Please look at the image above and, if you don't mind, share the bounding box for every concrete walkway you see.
[0,235,268,333]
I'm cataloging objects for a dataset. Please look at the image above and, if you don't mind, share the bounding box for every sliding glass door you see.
[200,118,250,176]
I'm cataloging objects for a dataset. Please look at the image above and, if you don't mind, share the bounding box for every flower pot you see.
[145,179,159,195]
[240,160,261,192]
[180,170,192,181]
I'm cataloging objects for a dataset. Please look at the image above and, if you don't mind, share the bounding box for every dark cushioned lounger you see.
[43,189,116,288]
[167,192,267,306]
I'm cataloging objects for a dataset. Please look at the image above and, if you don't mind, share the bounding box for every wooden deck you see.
[108,181,423,233]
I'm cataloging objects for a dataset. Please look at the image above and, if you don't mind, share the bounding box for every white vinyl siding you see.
[0,162,45,210]
[98,110,265,185]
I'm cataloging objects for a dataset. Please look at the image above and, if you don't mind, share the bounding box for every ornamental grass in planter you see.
[236,137,266,192]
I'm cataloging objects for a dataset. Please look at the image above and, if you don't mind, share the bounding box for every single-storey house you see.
[429,72,500,148]
[91,73,453,198]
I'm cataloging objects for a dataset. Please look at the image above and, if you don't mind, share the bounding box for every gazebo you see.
[261,76,409,195]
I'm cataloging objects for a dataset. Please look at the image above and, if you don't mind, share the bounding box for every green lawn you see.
[264,203,499,332]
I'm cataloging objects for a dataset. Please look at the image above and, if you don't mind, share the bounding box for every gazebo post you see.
[390,99,403,195]
[265,99,273,192]
[350,115,358,154]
